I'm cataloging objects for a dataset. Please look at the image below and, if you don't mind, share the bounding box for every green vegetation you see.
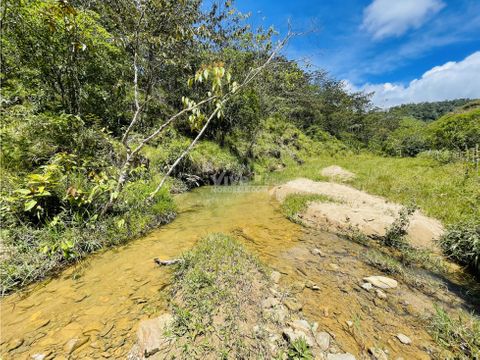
[285,338,314,360]
[387,99,473,122]
[430,306,480,359]
[166,234,276,358]
[281,193,338,223]
[383,205,416,249]
[438,222,480,273]
[260,153,479,225]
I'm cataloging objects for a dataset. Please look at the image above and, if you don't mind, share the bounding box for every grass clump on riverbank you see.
[164,233,278,358]
[430,306,480,359]
[281,193,338,224]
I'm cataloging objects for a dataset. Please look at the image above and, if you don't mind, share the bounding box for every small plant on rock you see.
[383,204,417,249]
[287,338,314,360]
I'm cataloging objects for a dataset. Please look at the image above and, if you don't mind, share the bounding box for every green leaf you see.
[15,188,32,195]
[24,199,37,211]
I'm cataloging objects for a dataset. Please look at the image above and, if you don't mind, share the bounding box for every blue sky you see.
[234,0,480,107]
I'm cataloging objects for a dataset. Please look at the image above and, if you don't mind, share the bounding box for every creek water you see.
[1,187,302,359]
[2,185,478,359]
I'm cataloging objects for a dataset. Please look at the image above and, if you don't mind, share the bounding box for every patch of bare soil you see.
[321,165,356,182]
[271,178,444,251]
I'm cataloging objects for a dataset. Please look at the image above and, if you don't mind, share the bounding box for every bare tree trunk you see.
[101,31,294,215]
[147,105,222,201]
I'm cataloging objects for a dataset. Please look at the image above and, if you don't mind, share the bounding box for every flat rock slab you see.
[363,276,398,289]
[136,313,173,357]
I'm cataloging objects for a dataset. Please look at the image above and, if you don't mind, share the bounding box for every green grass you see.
[165,234,279,358]
[257,152,479,225]
[281,193,338,223]
[430,306,480,359]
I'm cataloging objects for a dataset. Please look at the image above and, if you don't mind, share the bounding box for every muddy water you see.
[1,186,477,359]
[1,187,302,359]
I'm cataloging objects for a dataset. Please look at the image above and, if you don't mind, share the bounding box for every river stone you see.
[361,283,373,291]
[282,328,315,347]
[262,296,279,309]
[369,347,388,360]
[271,271,281,284]
[363,276,398,289]
[31,354,48,360]
[290,319,311,333]
[376,289,387,299]
[315,331,331,351]
[327,353,356,360]
[396,333,412,345]
[64,336,89,354]
[7,338,24,351]
[285,299,303,312]
[137,313,173,357]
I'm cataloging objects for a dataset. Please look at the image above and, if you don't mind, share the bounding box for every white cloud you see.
[351,52,480,108]
[362,0,445,39]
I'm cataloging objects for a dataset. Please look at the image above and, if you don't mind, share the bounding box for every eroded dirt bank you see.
[271,178,444,251]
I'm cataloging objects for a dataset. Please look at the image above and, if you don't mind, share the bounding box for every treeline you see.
[387,99,473,122]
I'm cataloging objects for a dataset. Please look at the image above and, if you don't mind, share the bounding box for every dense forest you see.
[1,0,479,294]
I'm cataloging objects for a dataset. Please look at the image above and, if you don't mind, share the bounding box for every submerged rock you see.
[136,313,173,357]
[64,336,89,354]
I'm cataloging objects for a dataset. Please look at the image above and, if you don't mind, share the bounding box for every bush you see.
[384,118,429,157]
[438,222,480,274]
[417,150,463,164]
[428,108,480,150]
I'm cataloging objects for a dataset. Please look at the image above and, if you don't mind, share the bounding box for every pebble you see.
[346,320,353,328]
[285,299,303,312]
[64,336,89,354]
[282,328,315,347]
[31,353,48,360]
[329,263,340,271]
[361,283,373,291]
[315,331,331,351]
[270,271,281,284]
[311,248,325,257]
[396,333,412,345]
[369,347,388,360]
[290,319,311,333]
[262,297,279,309]
[327,353,356,360]
[306,280,320,291]
[7,338,24,351]
[99,324,114,337]
[376,289,387,299]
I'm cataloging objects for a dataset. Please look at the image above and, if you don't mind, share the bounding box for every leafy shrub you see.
[383,205,417,248]
[417,150,463,164]
[438,222,480,274]
[384,118,429,157]
[428,108,480,150]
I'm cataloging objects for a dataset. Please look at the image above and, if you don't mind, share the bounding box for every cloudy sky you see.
[236,0,480,107]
